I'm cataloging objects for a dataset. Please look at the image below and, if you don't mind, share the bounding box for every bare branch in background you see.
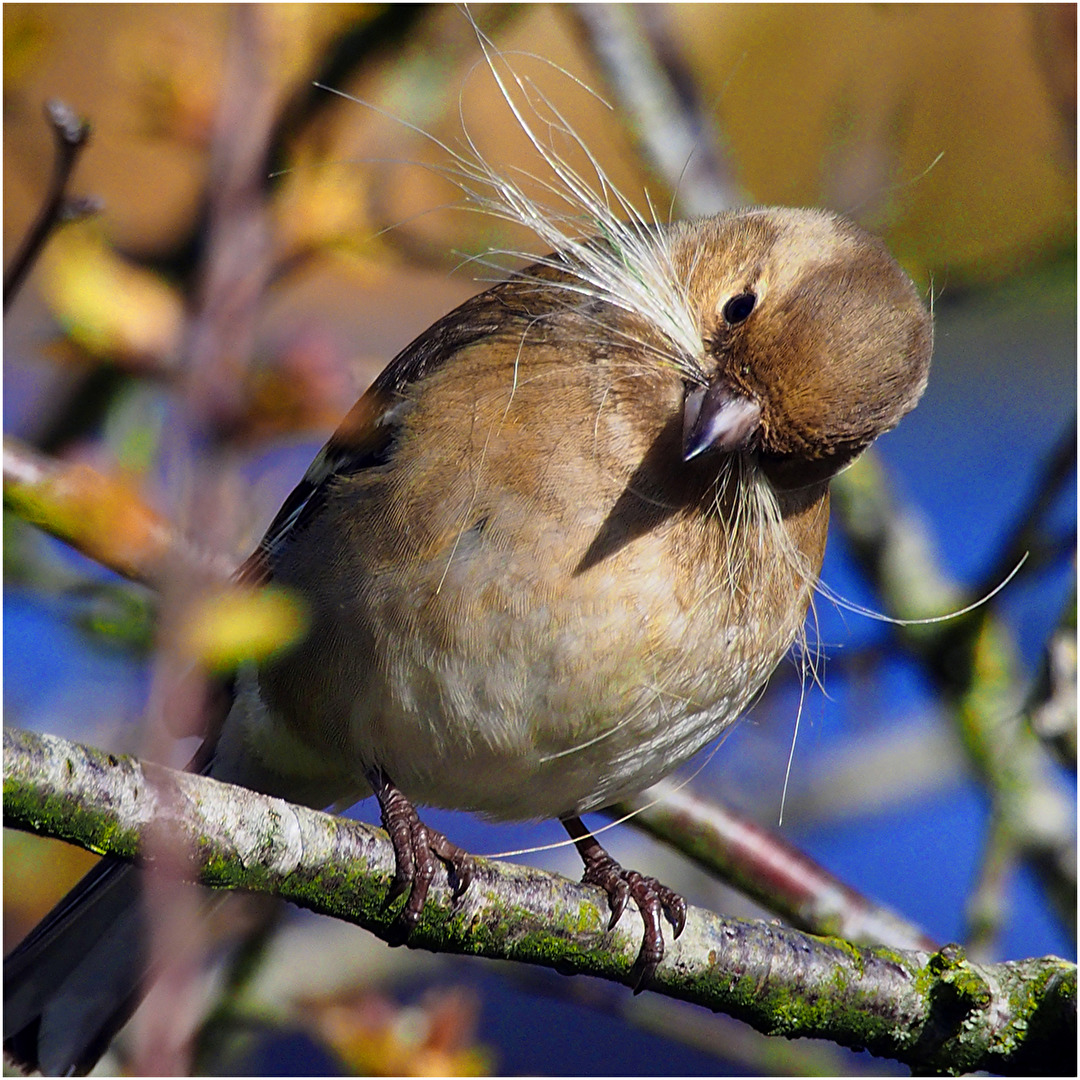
[1027,592,1078,770]
[976,416,1077,604]
[569,4,740,216]
[614,779,938,952]
[3,100,100,310]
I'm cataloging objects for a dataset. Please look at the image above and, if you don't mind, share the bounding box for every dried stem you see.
[3,100,98,311]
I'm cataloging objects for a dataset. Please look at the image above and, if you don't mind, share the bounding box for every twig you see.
[2,435,232,587]
[569,4,740,216]
[4,727,1074,1076]
[1026,590,1078,770]
[616,779,938,952]
[976,416,1077,602]
[3,100,98,311]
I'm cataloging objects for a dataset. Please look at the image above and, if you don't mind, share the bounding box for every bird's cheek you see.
[681,381,762,461]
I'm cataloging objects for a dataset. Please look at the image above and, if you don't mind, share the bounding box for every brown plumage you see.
[4,206,932,1074]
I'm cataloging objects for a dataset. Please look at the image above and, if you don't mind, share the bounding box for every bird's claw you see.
[367,767,473,938]
[567,818,687,991]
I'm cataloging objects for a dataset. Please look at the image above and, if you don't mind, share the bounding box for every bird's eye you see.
[722,292,757,325]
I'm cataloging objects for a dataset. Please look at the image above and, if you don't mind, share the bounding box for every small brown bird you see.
[4,205,931,1074]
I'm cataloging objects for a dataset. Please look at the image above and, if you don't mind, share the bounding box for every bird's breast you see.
[258,344,829,819]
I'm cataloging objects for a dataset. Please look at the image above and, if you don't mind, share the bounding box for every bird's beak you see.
[682,381,762,462]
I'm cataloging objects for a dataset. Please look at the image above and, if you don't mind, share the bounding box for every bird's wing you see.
[236,285,517,586]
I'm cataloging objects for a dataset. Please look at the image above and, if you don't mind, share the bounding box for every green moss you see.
[3,775,139,860]
[989,960,1075,1060]
[917,943,991,1010]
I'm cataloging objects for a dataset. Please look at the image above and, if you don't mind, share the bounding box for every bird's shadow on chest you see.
[574,413,729,576]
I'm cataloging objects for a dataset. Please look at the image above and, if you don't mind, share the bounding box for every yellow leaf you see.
[181,587,308,670]
[41,225,183,367]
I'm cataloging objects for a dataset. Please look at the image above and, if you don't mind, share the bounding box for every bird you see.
[4,204,932,1075]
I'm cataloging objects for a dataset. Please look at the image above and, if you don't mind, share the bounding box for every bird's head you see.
[677,208,932,489]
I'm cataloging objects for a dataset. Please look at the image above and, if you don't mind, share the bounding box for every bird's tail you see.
[5,697,232,1076]
[4,857,147,1076]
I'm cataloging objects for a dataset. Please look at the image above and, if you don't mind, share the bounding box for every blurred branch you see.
[958,618,1076,946]
[5,727,1075,1077]
[3,100,99,311]
[615,779,938,952]
[122,12,296,1065]
[1027,589,1078,770]
[183,4,280,438]
[270,5,432,145]
[1028,3,1078,160]
[2,435,232,587]
[976,416,1076,603]
[832,450,1077,948]
[568,4,740,216]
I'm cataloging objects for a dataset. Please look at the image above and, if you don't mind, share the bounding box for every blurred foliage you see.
[3,441,173,581]
[671,3,1076,285]
[40,222,184,368]
[305,986,492,1076]
[69,580,156,655]
[3,513,155,656]
[180,586,308,671]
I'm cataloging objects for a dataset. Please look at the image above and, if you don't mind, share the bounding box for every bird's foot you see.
[367,767,473,937]
[562,816,687,991]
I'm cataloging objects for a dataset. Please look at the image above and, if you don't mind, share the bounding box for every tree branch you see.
[614,780,938,952]
[3,100,99,311]
[4,727,1074,1076]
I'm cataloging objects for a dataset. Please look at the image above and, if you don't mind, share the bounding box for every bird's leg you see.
[562,816,687,990]
[366,766,473,934]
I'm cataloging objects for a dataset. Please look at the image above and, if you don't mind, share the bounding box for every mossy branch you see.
[4,727,1074,1076]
